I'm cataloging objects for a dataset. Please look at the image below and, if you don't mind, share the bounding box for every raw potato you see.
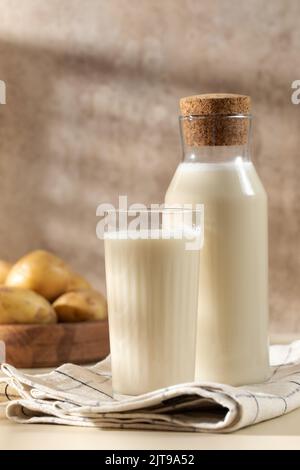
[53,289,107,323]
[66,273,92,292]
[0,286,57,324]
[0,260,13,284]
[5,250,91,301]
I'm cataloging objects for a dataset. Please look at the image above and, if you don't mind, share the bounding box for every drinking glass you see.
[103,207,203,395]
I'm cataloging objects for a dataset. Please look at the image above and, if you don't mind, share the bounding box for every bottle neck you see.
[182,144,251,164]
[179,114,252,164]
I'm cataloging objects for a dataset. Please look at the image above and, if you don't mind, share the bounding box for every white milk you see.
[165,159,270,385]
[104,230,200,395]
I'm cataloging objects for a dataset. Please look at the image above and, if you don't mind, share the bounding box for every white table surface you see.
[1,334,300,450]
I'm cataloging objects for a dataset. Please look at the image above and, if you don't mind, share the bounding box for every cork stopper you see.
[180,94,251,146]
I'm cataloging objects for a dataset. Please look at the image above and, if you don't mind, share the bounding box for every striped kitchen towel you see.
[1,341,300,432]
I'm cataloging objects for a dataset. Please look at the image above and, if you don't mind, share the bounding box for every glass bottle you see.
[165,94,270,385]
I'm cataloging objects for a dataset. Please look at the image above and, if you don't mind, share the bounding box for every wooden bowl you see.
[0,320,109,368]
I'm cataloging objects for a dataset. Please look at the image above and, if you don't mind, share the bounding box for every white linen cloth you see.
[1,341,300,433]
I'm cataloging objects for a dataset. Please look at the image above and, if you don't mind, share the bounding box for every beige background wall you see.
[0,0,299,332]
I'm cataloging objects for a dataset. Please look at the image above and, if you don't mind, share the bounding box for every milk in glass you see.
[105,225,201,395]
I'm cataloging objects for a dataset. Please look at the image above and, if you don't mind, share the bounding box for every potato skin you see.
[0,286,57,324]
[66,273,92,292]
[5,250,69,301]
[53,289,107,323]
[0,260,13,284]
[5,250,91,301]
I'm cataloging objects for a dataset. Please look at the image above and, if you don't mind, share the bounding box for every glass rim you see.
[102,207,203,214]
[179,113,252,120]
